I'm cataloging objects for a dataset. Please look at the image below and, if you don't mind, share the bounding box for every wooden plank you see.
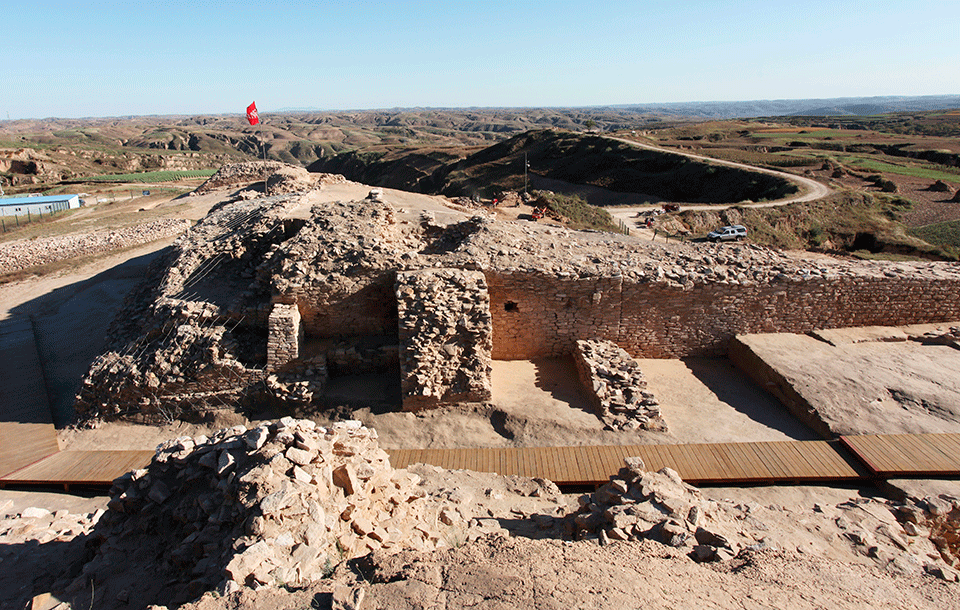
[566,446,589,483]
[646,444,675,473]
[0,422,60,479]
[586,445,607,483]
[750,443,788,480]
[596,446,620,480]
[4,451,153,484]
[477,448,494,475]
[810,440,860,479]
[859,435,923,474]
[926,435,960,470]
[731,442,772,481]
[881,435,933,472]
[696,443,730,480]
[898,434,953,471]
[701,443,736,481]
[680,444,711,481]
[878,435,928,472]
[549,446,565,483]
[715,443,752,481]
[778,441,822,478]
[801,442,842,478]
[841,436,886,474]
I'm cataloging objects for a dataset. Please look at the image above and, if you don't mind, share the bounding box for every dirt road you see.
[604,136,831,226]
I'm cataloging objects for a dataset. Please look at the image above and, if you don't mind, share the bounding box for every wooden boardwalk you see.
[0,422,60,480]
[388,439,868,486]
[0,450,154,490]
[3,434,960,489]
[841,433,960,478]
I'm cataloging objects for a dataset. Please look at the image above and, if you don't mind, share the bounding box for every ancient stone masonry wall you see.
[489,271,960,359]
[292,273,399,340]
[396,269,493,411]
[267,303,303,370]
[573,339,664,431]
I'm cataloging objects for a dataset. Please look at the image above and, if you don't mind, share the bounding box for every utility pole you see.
[524,152,529,195]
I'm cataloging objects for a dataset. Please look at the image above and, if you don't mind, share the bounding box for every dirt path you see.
[604,136,832,226]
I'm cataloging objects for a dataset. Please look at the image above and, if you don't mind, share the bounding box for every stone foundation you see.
[396,269,493,411]
[573,338,664,431]
[267,303,303,370]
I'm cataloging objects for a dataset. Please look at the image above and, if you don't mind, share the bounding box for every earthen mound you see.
[266,165,316,194]
[195,161,289,193]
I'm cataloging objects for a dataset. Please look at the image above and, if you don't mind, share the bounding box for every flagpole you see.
[259,115,267,196]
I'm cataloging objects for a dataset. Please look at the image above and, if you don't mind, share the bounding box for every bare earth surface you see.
[3,176,960,610]
[737,332,960,437]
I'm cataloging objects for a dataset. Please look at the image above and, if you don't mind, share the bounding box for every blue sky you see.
[3,0,959,119]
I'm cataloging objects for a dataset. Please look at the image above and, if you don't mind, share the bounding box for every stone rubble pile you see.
[914,325,960,350]
[0,505,105,546]
[264,354,329,409]
[573,339,664,431]
[266,166,317,194]
[0,219,190,275]
[396,269,493,410]
[572,458,960,578]
[571,458,746,562]
[195,161,347,196]
[194,162,289,194]
[98,419,465,599]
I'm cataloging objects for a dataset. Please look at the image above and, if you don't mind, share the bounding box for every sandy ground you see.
[4,180,960,610]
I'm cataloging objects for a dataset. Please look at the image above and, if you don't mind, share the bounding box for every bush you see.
[533,191,618,232]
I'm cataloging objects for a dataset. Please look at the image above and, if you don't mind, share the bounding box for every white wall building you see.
[0,194,81,217]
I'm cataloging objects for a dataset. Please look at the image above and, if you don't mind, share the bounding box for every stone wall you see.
[396,269,493,411]
[572,338,664,431]
[291,273,399,340]
[488,271,960,359]
[266,303,303,370]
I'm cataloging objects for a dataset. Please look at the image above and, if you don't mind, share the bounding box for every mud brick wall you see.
[396,268,493,411]
[488,271,960,359]
[266,303,303,370]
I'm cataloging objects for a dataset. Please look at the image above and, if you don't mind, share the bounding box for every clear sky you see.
[3,0,959,120]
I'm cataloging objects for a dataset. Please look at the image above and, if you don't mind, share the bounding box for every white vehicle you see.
[707,225,747,242]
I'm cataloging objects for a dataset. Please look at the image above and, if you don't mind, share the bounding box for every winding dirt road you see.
[604,136,831,224]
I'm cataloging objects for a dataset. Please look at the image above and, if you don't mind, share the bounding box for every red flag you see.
[246,101,259,126]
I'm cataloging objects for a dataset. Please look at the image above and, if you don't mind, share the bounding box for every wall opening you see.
[504,301,519,312]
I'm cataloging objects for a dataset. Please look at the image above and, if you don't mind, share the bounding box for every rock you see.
[148,481,171,504]
[333,464,360,495]
[21,507,52,520]
[332,585,365,610]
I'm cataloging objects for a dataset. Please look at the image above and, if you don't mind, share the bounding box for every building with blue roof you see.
[0,194,81,217]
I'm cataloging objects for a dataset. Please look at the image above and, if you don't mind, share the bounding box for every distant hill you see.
[309,130,797,204]
[609,95,960,119]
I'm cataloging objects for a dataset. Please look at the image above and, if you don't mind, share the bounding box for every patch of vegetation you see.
[533,191,618,232]
[85,169,217,183]
[838,156,960,183]
[910,220,960,258]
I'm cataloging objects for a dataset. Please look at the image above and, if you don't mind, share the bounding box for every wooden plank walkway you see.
[0,450,154,489]
[388,439,869,486]
[3,434,959,489]
[0,422,60,479]
[841,434,960,478]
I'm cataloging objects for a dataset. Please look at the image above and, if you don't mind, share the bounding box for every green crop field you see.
[833,156,960,182]
[85,169,217,183]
